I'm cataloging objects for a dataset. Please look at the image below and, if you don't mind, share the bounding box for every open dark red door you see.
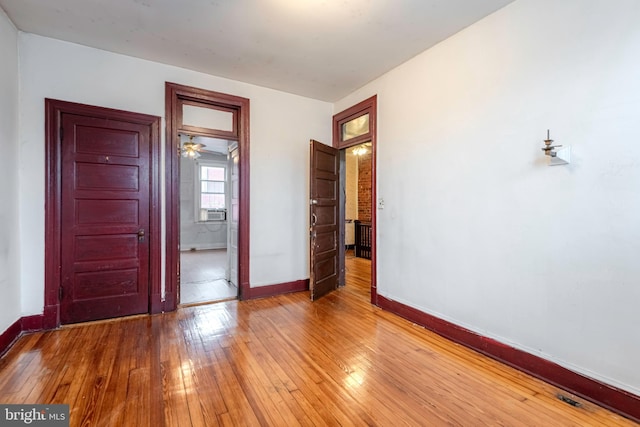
[59,113,151,324]
[309,140,340,300]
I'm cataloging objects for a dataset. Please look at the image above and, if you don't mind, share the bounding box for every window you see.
[333,95,376,149]
[197,163,226,221]
[341,113,370,141]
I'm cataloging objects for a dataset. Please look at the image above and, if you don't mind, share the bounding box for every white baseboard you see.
[180,243,227,252]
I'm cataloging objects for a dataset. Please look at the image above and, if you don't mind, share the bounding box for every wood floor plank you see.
[208,345,262,426]
[0,254,637,426]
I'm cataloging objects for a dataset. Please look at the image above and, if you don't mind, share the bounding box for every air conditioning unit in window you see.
[206,209,226,221]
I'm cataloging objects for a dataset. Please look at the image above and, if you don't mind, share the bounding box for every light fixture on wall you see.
[181,135,206,159]
[541,129,570,166]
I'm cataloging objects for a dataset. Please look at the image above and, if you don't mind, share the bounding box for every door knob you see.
[138,229,145,242]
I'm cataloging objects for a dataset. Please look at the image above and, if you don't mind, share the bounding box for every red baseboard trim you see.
[21,314,44,332]
[0,318,22,358]
[244,279,309,300]
[377,295,640,423]
[0,314,47,358]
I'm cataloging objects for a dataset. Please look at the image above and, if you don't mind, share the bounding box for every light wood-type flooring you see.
[0,255,636,426]
[180,249,237,305]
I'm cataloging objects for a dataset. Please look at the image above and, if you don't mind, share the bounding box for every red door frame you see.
[332,95,377,305]
[164,83,250,309]
[44,99,162,328]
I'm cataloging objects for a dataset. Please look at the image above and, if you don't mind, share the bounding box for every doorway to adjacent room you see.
[343,141,373,300]
[165,83,250,309]
[334,96,377,303]
[178,135,238,305]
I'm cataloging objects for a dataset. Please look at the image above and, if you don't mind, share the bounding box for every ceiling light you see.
[181,135,206,159]
[352,146,368,156]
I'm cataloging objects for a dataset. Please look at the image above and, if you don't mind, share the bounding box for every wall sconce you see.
[181,135,206,159]
[541,130,570,166]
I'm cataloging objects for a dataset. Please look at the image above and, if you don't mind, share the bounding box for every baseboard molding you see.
[0,314,47,358]
[0,319,22,358]
[377,295,640,423]
[244,279,309,300]
[180,244,226,252]
[21,314,45,332]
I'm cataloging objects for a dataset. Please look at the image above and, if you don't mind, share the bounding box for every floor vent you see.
[557,394,582,408]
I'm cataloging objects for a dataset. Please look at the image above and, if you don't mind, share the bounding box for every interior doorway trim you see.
[165,83,250,310]
[44,99,162,327]
[333,95,377,304]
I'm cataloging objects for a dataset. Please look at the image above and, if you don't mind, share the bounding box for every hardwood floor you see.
[0,256,636,426]
[345,250,371,301]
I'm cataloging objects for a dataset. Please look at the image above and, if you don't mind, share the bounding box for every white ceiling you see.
[0,0,515,102]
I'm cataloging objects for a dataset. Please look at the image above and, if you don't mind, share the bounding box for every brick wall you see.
[357,152,372,222]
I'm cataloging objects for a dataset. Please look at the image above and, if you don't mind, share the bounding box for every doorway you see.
[343,142,373,298]
[178,135,237,305]
[165,83,250,311]
[333,96,377,304]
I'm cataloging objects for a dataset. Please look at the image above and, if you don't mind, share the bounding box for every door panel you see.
[315,205,336,225]
[309,140,340,300]
[60,113,151,324]
[75,200,139,224]
[74,269,139,300]
[316,178,337,199]
[75,163,140,190]
[314,232,336,253]
[75,126,140,157]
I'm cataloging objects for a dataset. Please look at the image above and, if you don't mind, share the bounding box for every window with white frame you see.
[197,162,226,221]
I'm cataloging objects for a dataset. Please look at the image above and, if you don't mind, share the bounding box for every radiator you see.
[345,220,355,246]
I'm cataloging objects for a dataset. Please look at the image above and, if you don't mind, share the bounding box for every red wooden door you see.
[60,113,151,324]
[309,140,340,300]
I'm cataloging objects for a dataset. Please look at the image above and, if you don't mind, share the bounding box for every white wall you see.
[0,8,21,336]
[345,152,358,221]
[18,33,332,314]
[335,0,640,395]
[345,152,358,245]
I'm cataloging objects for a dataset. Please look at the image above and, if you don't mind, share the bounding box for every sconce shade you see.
[541,130,570,165]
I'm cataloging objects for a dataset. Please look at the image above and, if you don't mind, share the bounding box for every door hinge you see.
[58,286,63,301]
[59,127,64,141]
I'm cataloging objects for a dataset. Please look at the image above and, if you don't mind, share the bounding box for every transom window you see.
[341,113,370,141]
[333,95,376,149]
